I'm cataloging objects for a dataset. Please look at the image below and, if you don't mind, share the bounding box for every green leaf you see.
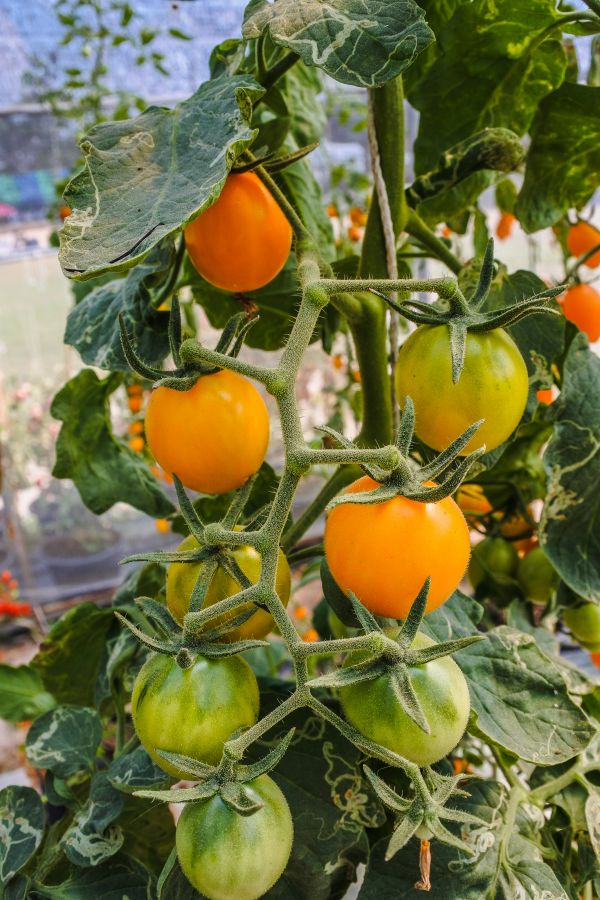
[359,779,568,898]
[157,848,200,899]
[411,0,566,174]
[516,81,600,231]
[187,255,299,351]
[0,787,45,884]
[250,680,384,898]
[51,369,174,516]
[26,706,102,777]
[59,74,263,280]
[108,746,170,794]
[278,157,335,262]
[113,562,167,608]
[457,626,594,763]
[277,61,325,146]
[61,773,125,867]
[119,796,175,877]
[541,334,600,602]
[65,239,175,371]
[31,602,114,706]
[36,852,155,899]
[0,665,55,722]
[243,0,434,88]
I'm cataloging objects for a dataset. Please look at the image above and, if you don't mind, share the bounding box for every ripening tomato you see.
[146,370,269,494]
[536,388,554,405]
[517,547,558,604]
[496,212,516,240]
[166,532,291,640]
[184,172,292,292]
[468,537,519,590]
[176,774,293,900]
[395,326,529,454]
[456,484,493,520]
[563,603,600,652]
[132,652,259,778]
[324,476,470,619]
[591,651,600,668]
[339,632,470,766]
[567,221,600,268]
[560,284,600,342]
[128,436,145,453]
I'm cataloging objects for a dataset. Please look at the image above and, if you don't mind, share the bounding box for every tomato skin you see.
[456,484,493,521]
[560,284,600,342]
[184,172,292,292]
[176,773,292,900]
[167,533,291,639]
[563,603,600,651]
[324,476,470,619]
[517,547,558,603]
[567,221,600,268]
[468,537,519,590]
[145,370,269,494]
[339,633,470,766]
[131,653,259,778]
[395,326,529,455]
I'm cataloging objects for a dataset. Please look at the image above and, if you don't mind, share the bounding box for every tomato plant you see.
[131,651,259,777]
[176,774,293,900]
[567,221,600,268]
[3,1,600,898]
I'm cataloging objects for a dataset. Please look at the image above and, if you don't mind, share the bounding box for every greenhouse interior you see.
[1,1,599,897]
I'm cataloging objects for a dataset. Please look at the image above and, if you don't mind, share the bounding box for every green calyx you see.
[134,728,296,815]
[324,397,484,510]
[364,765,486,862]
[372,239,563,382]
[119,295,258,390]
[117,473,271,656]
[231,140,319,175]
[306,584,483,735]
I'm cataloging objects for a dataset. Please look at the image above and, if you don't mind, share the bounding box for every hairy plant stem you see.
[405,209,462,274]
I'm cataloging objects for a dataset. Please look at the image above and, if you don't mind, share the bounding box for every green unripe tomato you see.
[339,632,470,766]
[176,774,293,900]
[166,532,291,641]
[131,652,259,778]
[468,537,519,589]
[563,603,600,651]
[395,325,528,454]
[517,548,558,604]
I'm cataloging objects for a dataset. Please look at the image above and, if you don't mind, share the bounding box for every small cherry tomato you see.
[536,388,554,405]
[563,603,600,651]
[468,537,519,590]
[303,627,319,643]
[176,774,293,900]
[560,284,600,342]
[339,632,470,766]
[456,484,493,521]
[59,205,71,221]
[146,370,269,494]
[184,172,292,293]
[567,221,600,268]
[517,547,558,604]
[166,532,291,641]
[128,395,142,414]
[128,421,144,435]
[349,207,368,227]
[347,225,362,242]
[496,212,516,240]
[396,326,529,454]
[132,652,259,778]
[155,518,170,534]
[128,436,145,453]
[326,203,338,218]
[324,476,470,619]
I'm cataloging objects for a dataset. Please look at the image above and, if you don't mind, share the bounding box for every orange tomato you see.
[441,225,452,238]
[59,205,71,220]
[347,225,362,242]
[324,476,470,619]
[496,212,516,240]
[128,421,144,435]
[591,651,600,668]
[303,628,319,643]
[128,396,142,414]
[456,484,492,519]
[351,369,362,383]
[184,172,292,293]
[326,203,338,218]
[536,388,554,405]
[127,384,143,396]
[294,605,309,621]
[128,436,145,453]
[567,221,600,268]
[145,370,269,495]
[332,354,344,370]
[155,518,170,534]
[560,284,600,342]
[349,207,368,227]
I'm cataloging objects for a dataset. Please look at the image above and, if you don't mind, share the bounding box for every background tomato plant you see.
[2,1,600,899]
